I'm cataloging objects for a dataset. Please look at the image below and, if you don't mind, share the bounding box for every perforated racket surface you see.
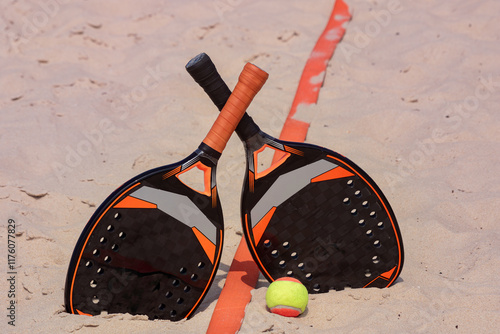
[186,53,404,293]
[64,62,268,320]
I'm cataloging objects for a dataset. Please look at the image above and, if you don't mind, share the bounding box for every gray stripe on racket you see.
[250,159,338,227]
[130,186,217,244]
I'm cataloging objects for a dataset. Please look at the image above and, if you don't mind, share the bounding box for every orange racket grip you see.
[202,63,268,153]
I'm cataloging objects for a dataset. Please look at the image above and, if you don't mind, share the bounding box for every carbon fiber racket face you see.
[241,132,404,293]
[65,148,223,321]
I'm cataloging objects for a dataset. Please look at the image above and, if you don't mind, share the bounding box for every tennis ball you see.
[265,277,308,317]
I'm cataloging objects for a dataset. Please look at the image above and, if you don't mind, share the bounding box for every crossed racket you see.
[64,54,404,321]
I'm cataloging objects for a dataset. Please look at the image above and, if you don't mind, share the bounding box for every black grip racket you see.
[64,62,268,321]
[186,53,404,293]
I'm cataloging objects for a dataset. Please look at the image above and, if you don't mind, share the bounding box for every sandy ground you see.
[1,0,499,333]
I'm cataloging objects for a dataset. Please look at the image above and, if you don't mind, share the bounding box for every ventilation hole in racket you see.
[96,267,104,275]
[191,274,198,281]
[305,273,312,280]
[350,209,358,216]
[177,298,184,305]
[99,237,107,244]
[172,280,180,287]
[92,249,100,256]
[282,241,290,249]
[358,219,365,227]
[290,252,298,260]
[177,165,207,194]
[111,244,119,252]
[286,271,293,277]
[313,284,321,292]
[107,224,114,232]
[372,256,380,264]
[152,282,161,292]
[184,286,191,293]
[370,211,377,218]
[179,267,187,274]
[347,180,354,187]
[354,190,362,197]
[104,256,111,263]
[298,263,305,270]
[279,260,286,268]
[365,270,372,278]
[198,262,205,269]
[85,261,93,268]
[366,230,373,237]
[374,240,381,248]
[114,212,121,220]
[159,303,166,311]
[92,296,99,304]
[255,146,279,175]
[362,201,369,208]
[377,221,384,229]
[118,232,126,239]
[343,197,350,205]
[90,280,97,288]
[271,250,279,258]
[165,291,173,298]
[170,310,177,318]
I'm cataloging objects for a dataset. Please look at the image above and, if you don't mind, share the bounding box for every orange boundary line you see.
[272,0,351,164]
[206,1,351,333]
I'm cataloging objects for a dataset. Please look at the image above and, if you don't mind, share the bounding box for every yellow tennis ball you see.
[265,277,308,317]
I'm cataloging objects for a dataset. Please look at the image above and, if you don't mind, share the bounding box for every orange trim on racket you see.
[69,182,142,314]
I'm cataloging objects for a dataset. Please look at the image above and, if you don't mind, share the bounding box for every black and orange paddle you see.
[186,53,404,293]
[64,62,268,321]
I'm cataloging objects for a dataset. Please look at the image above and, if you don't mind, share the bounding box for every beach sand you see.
[1,0,499,332]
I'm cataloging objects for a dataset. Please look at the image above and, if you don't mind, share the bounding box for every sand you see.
[1,0,499,333]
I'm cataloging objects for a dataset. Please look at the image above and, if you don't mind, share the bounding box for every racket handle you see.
[186,53,261,141]
[186,53,231,111]
[202,63,268,153]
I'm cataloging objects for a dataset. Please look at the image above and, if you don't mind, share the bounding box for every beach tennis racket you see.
[186,53,404,293]
[64,62,269,320]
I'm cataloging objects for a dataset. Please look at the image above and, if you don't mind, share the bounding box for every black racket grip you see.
[186,53,231,111]
[186,53,260,141]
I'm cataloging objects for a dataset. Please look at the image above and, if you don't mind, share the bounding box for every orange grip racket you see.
[203,63,268,153]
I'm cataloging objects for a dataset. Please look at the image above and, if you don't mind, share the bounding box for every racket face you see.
[241,132,404,293]
[65,149,223,321]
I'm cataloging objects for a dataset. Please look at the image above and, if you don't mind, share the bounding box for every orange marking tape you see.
[206,236,260,334]
[206,1,351,332]
[272,0,351,164]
